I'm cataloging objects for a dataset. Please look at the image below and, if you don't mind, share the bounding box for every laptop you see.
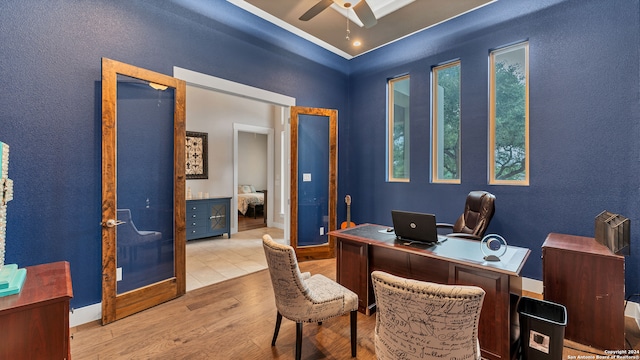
[391,210,446,244]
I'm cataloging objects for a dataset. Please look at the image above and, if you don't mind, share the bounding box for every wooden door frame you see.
[101,57,186,324]
[290,106,337,261]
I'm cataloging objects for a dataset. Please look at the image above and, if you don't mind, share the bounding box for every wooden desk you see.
[329,224,530,360]
[542,233,624,350]
[0,261,73,359]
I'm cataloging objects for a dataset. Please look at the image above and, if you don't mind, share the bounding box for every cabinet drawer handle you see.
[192,222,197,226]
[191,230,196,233]
[192,214,197,218]
[192,207,197,210]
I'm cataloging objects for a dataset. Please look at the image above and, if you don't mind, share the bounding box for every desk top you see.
[329,224,530,276]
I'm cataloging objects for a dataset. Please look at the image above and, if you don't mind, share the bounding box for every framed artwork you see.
[185,131,208,179]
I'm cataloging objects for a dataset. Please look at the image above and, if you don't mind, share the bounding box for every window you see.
[431,61,461,183]
[489,42,529,185]
[387,75,410,182]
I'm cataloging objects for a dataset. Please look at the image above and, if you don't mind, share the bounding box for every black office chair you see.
[437,191,495,240]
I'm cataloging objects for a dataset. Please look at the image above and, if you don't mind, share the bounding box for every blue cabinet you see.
[186,197,231,240]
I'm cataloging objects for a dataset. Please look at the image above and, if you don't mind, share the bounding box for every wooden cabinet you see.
[542,233,625,350]
[0,261,73,359]
[186,197,231,240]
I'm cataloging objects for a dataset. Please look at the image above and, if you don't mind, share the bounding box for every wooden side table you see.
[542,233,624,350]
[0,261,73,359]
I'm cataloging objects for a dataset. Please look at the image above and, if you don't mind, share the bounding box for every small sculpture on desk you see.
[0,141,27,297]
[481,234,508,261]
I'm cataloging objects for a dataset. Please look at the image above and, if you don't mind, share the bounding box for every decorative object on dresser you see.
[0,141,26,297]
[594,210,630,255]
[185,131,208,179]
[186,197,231,240]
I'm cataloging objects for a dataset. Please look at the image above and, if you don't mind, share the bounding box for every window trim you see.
[488,41,530,186]
[431,60,461,184]
[387,74,411,182]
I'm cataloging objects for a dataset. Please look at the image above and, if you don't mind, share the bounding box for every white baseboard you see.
[522,277,544,294]
[70,302,101,328]
[625,300,640,328]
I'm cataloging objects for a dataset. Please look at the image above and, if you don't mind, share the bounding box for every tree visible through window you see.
[489,42,529,185]
[432,61,461,183]
[388,75,410,182]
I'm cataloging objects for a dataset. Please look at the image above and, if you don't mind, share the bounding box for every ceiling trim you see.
[227,0,354,59]
[227,0,498,60]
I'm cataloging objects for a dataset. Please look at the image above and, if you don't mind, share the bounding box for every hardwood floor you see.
[71,258,640,359]
[238,212,266,232]
[71,259,378,359]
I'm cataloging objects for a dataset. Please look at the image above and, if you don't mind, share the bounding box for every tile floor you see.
[185,226,284,291]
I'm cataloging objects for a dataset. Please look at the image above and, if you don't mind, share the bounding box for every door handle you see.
[103,219,125,228]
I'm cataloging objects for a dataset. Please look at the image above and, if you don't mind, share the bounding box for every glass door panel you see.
[115,75,175,294]
[297,114,330,247]
[290,106,337,260]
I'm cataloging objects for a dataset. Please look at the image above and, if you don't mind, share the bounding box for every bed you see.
[237,185,265,218]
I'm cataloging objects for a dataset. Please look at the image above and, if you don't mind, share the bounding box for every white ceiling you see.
[227,0,496,59]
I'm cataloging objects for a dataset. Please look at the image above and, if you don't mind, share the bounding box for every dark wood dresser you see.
[0,261,73,359]
[542,233,624,350]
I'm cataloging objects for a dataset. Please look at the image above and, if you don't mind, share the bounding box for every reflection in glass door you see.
[115,75,175,294]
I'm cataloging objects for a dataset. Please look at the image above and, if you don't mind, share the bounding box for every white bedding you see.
[238,192,264,215]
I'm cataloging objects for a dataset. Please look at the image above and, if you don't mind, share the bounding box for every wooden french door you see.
[101,58,186,324]
[290,106,337,261]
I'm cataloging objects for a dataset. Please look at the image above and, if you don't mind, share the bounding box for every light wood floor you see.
[72,238,640,359]
[71,258,377,359]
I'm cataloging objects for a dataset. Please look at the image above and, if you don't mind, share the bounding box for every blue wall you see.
[0,0,348,308]
[347,0,640,294]
[1,0,639,309]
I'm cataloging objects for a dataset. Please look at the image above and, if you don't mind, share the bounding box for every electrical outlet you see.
[320,227,324,235]
[116,267,122,281]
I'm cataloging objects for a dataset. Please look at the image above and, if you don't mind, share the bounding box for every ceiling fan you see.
[299,0,378,28]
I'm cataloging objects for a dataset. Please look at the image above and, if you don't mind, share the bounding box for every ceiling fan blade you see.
[299,0,334,21]
[353,0,377,28]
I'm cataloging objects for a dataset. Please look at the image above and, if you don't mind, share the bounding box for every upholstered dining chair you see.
[262,234,358,360]
[437,190,495,240]
[371,270,486,360]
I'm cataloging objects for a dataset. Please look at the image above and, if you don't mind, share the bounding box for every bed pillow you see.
[239,185,252,194]
[249,185,256,193]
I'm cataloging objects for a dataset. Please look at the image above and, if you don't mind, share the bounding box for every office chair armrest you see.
[447,232,481,240]
[435,222,454,229]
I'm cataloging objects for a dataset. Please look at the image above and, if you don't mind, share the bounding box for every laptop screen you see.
[391,210,440,243]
